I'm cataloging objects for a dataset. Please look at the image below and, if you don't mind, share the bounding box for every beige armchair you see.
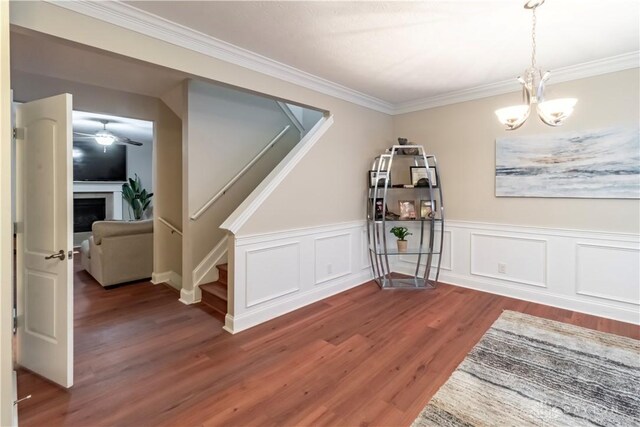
[80,220,153,287]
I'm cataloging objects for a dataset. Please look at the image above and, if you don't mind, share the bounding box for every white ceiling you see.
[73,111,153,145]
[123,0,640,105]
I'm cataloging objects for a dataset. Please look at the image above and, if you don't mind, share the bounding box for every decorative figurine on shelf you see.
[385,211,400,220]
[390,226,412,253]
[416,178,429,187]
[398,137,419,155]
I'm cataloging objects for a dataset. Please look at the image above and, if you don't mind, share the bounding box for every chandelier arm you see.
[531,7,537,69]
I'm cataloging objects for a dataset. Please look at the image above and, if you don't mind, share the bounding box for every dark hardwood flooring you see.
[17,261,639,426]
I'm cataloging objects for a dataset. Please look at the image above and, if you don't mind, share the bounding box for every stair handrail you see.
[276,102,305,135]
[158,216,183,236]
[190,125,291,221]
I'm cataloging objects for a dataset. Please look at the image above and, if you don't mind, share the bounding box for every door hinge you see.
[12,127,24,140]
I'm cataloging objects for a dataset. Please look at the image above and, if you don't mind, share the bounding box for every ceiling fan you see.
[73,120,143,147]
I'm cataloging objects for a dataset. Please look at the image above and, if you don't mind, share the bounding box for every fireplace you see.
[74,198,106,233]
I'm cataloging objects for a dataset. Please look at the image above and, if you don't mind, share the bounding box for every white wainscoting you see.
[227,220,640,333]
[470,233,547,288]
[434,221,640,325]
[226,221,372,333]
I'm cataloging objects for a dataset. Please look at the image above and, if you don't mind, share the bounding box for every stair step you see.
[217,263,228,285]
[200,281,227,315]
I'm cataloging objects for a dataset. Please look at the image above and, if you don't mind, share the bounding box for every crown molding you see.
[45,0,395,114]
[393,51,640,115]
[41,1,638,117]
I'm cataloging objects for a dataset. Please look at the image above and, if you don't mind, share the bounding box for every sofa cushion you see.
[92,220,153,245]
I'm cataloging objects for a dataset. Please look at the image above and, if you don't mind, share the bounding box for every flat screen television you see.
[73,140,127,182]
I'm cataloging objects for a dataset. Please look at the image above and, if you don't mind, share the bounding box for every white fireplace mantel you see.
[73,182,123,220]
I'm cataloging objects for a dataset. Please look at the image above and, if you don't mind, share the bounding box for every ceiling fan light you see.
[94,130,115,146]
[495,105,530,130]
[537,98,578,126]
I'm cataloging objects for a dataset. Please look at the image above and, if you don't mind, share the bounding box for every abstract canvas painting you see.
[496,127,640,198]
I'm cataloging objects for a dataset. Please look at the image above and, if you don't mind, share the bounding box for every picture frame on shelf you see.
[428,166,438,187]
[410,166,438,187]
[410,166,428,186]
[369,198,385,220]
[369,170,390,188]
[420,200,437,219]
[399,200,416,220]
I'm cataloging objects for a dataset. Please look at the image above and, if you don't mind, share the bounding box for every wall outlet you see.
[498,263,507,274]
[327,264,333,275]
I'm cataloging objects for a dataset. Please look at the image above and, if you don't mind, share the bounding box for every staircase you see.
[199,263,228,316]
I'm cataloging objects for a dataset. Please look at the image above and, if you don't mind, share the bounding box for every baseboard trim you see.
[179,287,201,305]
[152,271,182,290]
[438,271,640,325]
[193,235,228,287]
[225,269,372,334]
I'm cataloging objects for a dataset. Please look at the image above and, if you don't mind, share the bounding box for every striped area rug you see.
[413,310,640,426]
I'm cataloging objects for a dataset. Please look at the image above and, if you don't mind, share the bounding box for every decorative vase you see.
[397,240,408,253]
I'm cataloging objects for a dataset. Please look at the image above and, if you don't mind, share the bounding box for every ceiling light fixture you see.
[93,121,116,146]
[94,129,116,146]
[495,0,577,130]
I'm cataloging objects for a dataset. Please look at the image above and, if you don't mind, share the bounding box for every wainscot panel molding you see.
[314,233,352,285]
[228,220,639,333]
[227,221,371,333]
[575,243,640,305]
[440,221,638,324]
[380,220,639,325]
[245,241,301,308]
[469,233,547,288]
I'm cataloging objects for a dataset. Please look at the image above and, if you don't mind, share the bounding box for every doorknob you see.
[44,250,65,261]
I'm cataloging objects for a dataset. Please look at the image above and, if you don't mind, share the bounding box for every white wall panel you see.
[245,242,301,307]
[576,243,640,305]
[470,233,547,288]
[314,233,352,285]
[229,222,371,333]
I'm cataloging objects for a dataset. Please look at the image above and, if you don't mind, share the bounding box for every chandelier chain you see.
[531,7,537,69]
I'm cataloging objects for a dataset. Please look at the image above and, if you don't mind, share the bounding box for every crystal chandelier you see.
[495,0,577,130]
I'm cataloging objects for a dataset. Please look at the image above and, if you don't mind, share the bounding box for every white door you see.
[15,94,73,388]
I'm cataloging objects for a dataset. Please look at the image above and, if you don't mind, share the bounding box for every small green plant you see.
[122,174,153,220]
[390,226,412,241]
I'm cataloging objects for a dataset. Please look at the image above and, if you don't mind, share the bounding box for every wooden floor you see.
[17,261,639,427]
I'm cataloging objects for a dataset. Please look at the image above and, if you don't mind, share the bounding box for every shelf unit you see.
[366,145,444,289]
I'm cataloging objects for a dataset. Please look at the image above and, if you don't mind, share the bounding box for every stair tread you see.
[200,282,227,301]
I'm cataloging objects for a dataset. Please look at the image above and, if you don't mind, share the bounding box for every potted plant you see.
[390,226,412,253]
[122,174,153,220]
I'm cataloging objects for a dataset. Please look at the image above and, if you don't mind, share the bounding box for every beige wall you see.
[155,100,183,276]
[183,80,301,289]
[11,71,158,122]
[10,1,394,240]
[238,101,394,235]
[393,69,640,234]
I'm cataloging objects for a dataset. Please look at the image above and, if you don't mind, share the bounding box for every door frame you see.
[1,0,16,425]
